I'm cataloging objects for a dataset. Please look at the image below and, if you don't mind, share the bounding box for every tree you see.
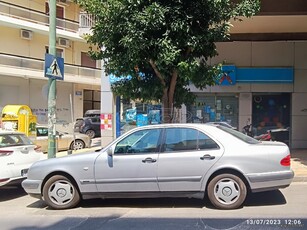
[76,0,260,122]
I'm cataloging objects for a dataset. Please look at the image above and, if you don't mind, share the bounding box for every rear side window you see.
[163,128,219,152]
[217,125,259,144]
[37,128,48,137]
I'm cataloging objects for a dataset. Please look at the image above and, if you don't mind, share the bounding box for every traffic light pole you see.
[47,0,57,158]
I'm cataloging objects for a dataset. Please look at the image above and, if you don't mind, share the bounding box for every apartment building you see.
[186,0,307,148]
[0,0,101,126]
[1,0,307,148]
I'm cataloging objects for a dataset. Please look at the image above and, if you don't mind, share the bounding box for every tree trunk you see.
[162,69,178,123]
[149,59,178,123]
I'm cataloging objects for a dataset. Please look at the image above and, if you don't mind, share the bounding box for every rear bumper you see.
[246,170,294,192]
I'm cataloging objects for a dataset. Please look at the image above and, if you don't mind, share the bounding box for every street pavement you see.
[290,149,307,182]
[57,139,307,183]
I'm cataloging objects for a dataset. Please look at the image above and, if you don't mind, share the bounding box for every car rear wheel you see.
[207,173,247,209]
[42,175,80,210]
[70,140,85,150]
[85,129,96,138]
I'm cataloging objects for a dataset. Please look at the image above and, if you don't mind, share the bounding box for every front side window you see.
[164,128,219,152]
[115,129,161,154]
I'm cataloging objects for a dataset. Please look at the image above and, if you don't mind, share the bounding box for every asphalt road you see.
[0,182,306,230]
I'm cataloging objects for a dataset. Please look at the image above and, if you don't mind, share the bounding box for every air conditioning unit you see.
[20,29,32,40]
[58,38,71,48]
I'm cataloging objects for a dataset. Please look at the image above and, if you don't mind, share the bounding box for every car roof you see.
[127,123,218,131]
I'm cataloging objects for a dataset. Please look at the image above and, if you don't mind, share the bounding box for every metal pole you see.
[47,0,57,158]
[70,93,75,154]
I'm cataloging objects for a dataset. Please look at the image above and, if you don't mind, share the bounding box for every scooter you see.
[254,131,272,141]
[242,124,253,137]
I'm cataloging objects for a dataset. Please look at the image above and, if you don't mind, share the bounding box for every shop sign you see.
[215,65,236,86]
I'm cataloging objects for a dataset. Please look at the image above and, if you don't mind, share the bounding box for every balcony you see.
[78,13,95,36]
[0,53,101,85]
[0,1,80,39]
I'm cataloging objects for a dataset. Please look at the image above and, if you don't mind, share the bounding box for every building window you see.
[45,47,64,58]
[81,52,96,68]
[83,90,100,114]
[45,2,64,19]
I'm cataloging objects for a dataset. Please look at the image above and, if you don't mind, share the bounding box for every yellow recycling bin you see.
[1,105,37,139]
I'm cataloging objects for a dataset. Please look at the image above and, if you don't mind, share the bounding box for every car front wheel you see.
[43,175,80,210]
[207,173,247,209]
[70,140,85,150]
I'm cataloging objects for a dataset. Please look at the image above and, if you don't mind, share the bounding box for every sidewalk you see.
[56,147,307,183]
[290,149,307,182]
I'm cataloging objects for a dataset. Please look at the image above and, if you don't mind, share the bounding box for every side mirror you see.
[107,147,114,156]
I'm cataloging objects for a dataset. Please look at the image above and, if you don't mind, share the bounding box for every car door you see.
[35,127,49,152]
[94,128,162,192]
[157,127,224,192]
[56,131,71,151]
[91,117,101,136]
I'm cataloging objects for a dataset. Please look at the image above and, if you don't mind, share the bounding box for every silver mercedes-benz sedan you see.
[22,123,294,210]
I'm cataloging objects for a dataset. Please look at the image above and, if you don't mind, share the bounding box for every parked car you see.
[74,110,100,133]
[22,123,293,210]
[35,125,91,153]
[78,117,101,138]
[0,130,45,187]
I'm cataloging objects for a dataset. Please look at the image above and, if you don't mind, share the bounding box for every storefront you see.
[187,94,239,129]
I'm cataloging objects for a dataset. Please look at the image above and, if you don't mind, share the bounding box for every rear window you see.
[0,133,33,147]
[217,126,259,144]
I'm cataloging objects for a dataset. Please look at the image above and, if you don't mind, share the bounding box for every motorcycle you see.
[254,131,272,141]
[242,124,253,137]
[243,125,272,141]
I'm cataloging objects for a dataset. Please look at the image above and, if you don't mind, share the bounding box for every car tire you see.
[85,129,96,139]
[42,175,80,210]
[207,173,247,210]
[70,139,85,150]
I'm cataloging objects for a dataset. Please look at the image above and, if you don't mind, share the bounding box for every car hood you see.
[27,151,100,179]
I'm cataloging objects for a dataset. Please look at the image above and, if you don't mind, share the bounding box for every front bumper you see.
[21,179,42,198]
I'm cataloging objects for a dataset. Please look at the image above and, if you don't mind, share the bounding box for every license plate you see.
[21,169,29,177]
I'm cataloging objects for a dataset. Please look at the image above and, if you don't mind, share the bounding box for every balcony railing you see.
[0,53,101,79]
[0,1,79,33]
[79,13,96,28]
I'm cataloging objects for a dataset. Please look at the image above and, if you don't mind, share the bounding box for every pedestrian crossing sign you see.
[44,53,64,80]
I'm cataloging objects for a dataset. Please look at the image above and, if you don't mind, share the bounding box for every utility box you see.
[1,105,37,139]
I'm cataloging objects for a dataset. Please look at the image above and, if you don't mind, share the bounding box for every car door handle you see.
[142,157,157,163]
[200,154,215,160]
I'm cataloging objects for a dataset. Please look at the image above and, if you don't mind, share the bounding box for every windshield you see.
[216,125,259,144]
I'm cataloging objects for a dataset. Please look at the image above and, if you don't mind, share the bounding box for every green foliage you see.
[76,0,260,107]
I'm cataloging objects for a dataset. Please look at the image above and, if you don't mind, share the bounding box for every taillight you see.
[0,150,13,157]
[280,154,291,166]
[34,145,42,153]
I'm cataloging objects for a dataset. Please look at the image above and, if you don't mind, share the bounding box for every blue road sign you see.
[45,53,64,80]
